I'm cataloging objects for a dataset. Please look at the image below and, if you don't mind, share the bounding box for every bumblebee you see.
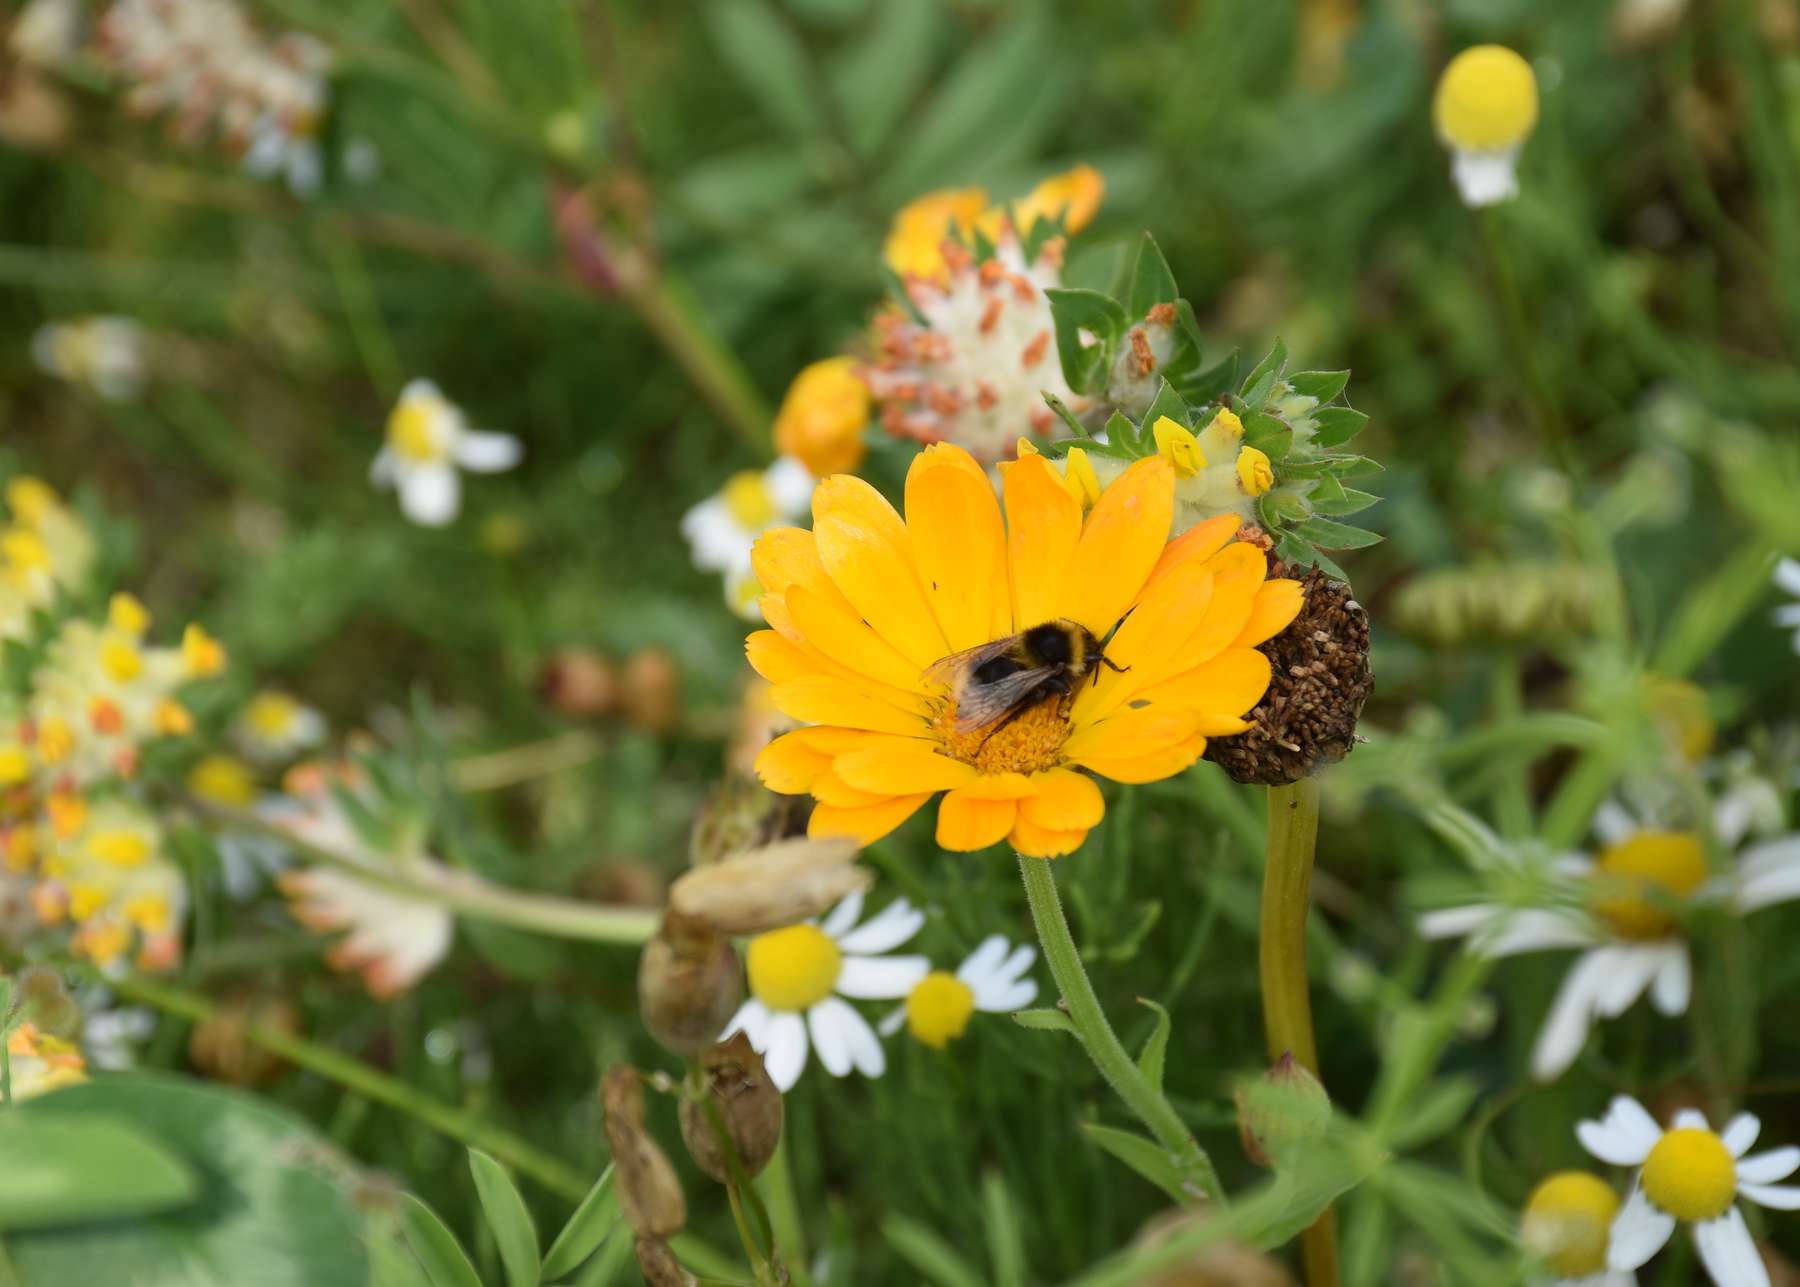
[923,619,1126,737]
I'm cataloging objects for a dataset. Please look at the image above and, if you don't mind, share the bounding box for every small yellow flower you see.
[1211,408,1245,441]
[87,829,152,867]
[774,358,871,478]
[883,187,989,282]
[5,477,59,526]
[188,753,258,808]
[6,1024,87,1098]
[1152,416,1207,478]
[36,717,73,765]
[100,637,143,682]
[1061,447,1102,511]
[182,622,227,677]
[108,592,151,636]
[1520,1171,1618,1277]
[0,744,31,786]
[1006,163,1106,238]
[1236,446,1275,496]
[154,698,194,736]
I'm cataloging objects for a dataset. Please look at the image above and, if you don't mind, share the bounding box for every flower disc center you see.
[1521,1172,1618,1276]
[387,403,445,463]
[1642,1127,1737,1221]
[905,971,975,1048]
[931,693,1070,776]
[722,471,778,529]
[746,923,841,1012]
[1589,830,1707,939]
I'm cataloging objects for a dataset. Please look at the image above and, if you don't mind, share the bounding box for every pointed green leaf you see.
[1142,380,1190,434]
[980,1172,1026,1287]
[1042,392,1090,439]
[1288,370,1350,403]
[540,1168,618,1281]
[1013,1007,1077,1034]
[1242,413,1292,462]
[1046,288,1127,396]
[1135,999,1172,1094]
[1312,487,1380,517]
[468,1150,539,1287]
[1078,1124,1187,1203]
[1126,233,1179,317]
[1295,517,1383,551]
[1103,409,1147,456]
[882,1213,986,1287]
[399,1195,483,1287]
[1311,407,1370,448]
[1384,1076,1483,1151]
[1239,340,1288,409]
[828,0,941,157]
[0,1114,197,1230]
[706,0,822,139]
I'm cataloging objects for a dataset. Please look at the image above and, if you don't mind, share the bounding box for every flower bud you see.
[620,647,681,734]
[679,1031,784,1183]
[1235,1053,1332,1168]
[637,911,742,1058]
[536,648,620,718]
[669,835,868,937]
[600,1065,687,1240]
[1205,562,1372,785]
[188,994,300,1087]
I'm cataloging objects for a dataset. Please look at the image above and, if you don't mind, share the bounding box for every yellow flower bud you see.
[1062,447,1102,510]
[883,187,989,282]
[108,592,150,637]
[1236,446,1275,496]
[772,358,870,478]
[1152,416,1206,478]
[1211,408,1245,440]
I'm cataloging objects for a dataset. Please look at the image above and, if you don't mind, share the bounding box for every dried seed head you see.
[633,1235,696,1287]
[536,648,620,718]
[688,772,812,869]
[620,647,681,734]
[188,994,300,1087]
[1205,563,1372,785]
[637,911,742,1058]
[600,1065,688,1240]
[678,1031,785,1183]
[669,835,869,937]
[1132,1209,1296,1286]
[1234,1052,1332,1168]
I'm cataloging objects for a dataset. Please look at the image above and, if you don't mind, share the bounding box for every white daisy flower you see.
[370,379,522,527]
[31,316,145,401]
[1773,557,1800,655]
[1519,1171,1637,1286]
[680,456,814,620]
[233,689,327,763]
[1432,45,1539,208]
[1578,1095,1800,1286]
[721,890,928,1091]
[1419,798,1800,1081]
[878,934,1038,1049]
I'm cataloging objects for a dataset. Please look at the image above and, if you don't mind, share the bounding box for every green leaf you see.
[882,1213,987,1287]
[1078,1124,1187,1203]
[9,1074,369,1286]
[540,1169,618,1281]
[469,1150,540,1287]
[1288,370,1350,403]
[398,1194,483,1287]
[828,0,941,156]
[1384,1077,1483,1151]
[1126,233,1179,318]
[1242,413,1293,462]
[1135,999,1172,1094]
[1295,517,1384,551]
[1102,409,1145,455]
[706,0,823,139]
[1310,407,1370,448]
[1182,344,1238,403]
[1239,340,1288,409]
[1312,486,1380,517]
[1041,392,1090,439]
[0,1113,197,1230]
[1142,380,1190,434]
[980,1172,1026,1287]
[1012,1007,1077,1034]
[1047,288,1127,396]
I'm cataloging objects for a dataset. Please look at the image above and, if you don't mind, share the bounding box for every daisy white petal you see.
[985,979,1038,1012]
[1739,1182,1800,1211]
[823,997,885,1077]
[1534,948,1617,1080]
[877,1007,905,1038]
[1723,1114,1762,1158]
[835,898,924,954]
[1673,1107,1710,1131]
[1774,604,1800,627]
[818,889,864,939]
[1737,837,1800,880]
[835,953,930,999]
[722,998,771,1045]
[1578,1096,1663,1167]
[1738,1146,1800,1185]
[1693,1207,1769,1287]
[1606,1185,1675,1270]
[1593,800,1639,846]
[1484,909,1597,958]
[1449,147,1522,207]
[401,377,441,402]
[369,447,396,486]
[1649,945,1691,1014]
[1774,556,1800,596]
[1594,946,1662,1018]
[399,463,460,526]
[454,430,523,473]
[764,456,816,512]
[956,933,1011,984]
[807,1000,855,1077]
[761,1011,808,1091]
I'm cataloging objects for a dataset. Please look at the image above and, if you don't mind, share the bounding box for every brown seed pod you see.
[633,1235,696,1287]
[678,1031,784,1183]
[536,648,620,718]
[188,994,301,1087]
[620,647,681,734]
[669,835,867,937]
[600,1066,687,1240]
[637,911,743,1058]
[1204,562,1372,785]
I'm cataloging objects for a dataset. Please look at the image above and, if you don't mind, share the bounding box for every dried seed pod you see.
[1132,1209,1297,1286]
[688,772,811,869]
[600,1066,687,1240]
[678,1031,784,1183]
[669,835,868,937]
[637,911,742,1058]
[188,994,300,1087]
[1234,1052,1332,1168]
[620,647,681,734]
[1205,563,1372,785]
[536,648,620,718]
[633,1235,696,1287]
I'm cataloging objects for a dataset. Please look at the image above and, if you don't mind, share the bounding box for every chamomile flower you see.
[1578,1095,1799,1286]
[1773,557,1800,654]
[749,445,1300,857]
[878,934,1037,1049]
[773,358,871,478]
[234,689,326,762]
[681,456,815,620]
[721,890,929,1091]
[31,316,145,401]
[1420,798,1800,1080]
[370,379,522,527]
[1433,45,1539,207]
[1520,1171,1637,1286]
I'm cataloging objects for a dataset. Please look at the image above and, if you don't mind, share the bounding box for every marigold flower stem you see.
[1259,778,1339,1287]
[1016,855,1224,1204]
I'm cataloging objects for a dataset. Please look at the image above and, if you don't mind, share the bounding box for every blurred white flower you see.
[31,316,145,401]
[878,934,1037,1048]
[11,0,83,66]
[370,380,522,527]
[680,456,814,619]
[76,987,156,1070]
[1773,557,1800,655]
[233,689,326,763]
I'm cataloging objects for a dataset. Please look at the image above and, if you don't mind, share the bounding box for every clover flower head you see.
[31,316,145,401]
[370,379,522,527]
[1579,1095,1799,1285]
[1433,44,1539,207]
[722,890,929,1091]
[879,934,1037,1049]
[682,456,816,620]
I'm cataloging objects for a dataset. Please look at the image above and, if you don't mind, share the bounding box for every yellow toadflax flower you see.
[1433,44,1539,208]
[773,358,871,478]
[882,186,990,283]
[747,445,1303,857]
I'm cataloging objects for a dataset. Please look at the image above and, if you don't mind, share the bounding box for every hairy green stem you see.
[1016,855,1223,1203]
[1476,208,1575,475]
[1260,779,1338,1287]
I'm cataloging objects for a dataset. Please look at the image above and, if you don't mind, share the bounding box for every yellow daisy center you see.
[1521,1171,1619,1276]
[931,687,1071,776]
[722,471,778,530]
[88,829,150,867]
[246,692,299,738]
[746,924,842,1011]
[1589,830,1707,939]
[1642,1127,1737,1221]
[188,753,257,808]
[905,971,975,1049]
[387,401,445,463]
[1434,45,1539,151]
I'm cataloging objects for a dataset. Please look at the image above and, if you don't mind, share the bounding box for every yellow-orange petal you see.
[809,792,932,845]
[812,766,896,809]
[755,729,834,793]
[786,585,927,694]
[1060,455,1175,636]
[1232,578,1304,650]
[946,771,1039,800]
[770,677,926,736]
[1172,546,1265,668]
[1018,769,1104,832]
[1138,648,1273,717]
[1001,454,1080,631]
[813,476,948,668]
[1064,707,1200,763]
[906,451,1008,652]
[936,789,1018,851]
[1074,741,1208,785]
[1073,560,1216,725]
[1010,816,1089,858]
[751,527,834,601]
[1144,514,1242,590]
[747,630,813,685]
[832,742,978,795]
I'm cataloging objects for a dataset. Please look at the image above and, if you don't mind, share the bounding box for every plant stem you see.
[623,269,773,456]
[1260,779,1338,1287]
[756,1131,811,1287]
[104,971,592,1201]
[1016,855,1223,1203]
[451,730,604,792]
[1475,208,1575,475]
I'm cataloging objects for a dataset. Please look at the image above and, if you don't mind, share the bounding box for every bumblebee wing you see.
[949,667,1058,733]
[920,638,1020,693]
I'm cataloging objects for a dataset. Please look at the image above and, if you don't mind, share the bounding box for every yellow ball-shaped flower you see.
[1433,45,1538,151]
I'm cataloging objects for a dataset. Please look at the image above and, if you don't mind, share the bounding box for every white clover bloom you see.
[1579,1095,1799,1286]
[680,456,814,620]
[722,890,929,1091]
[1773,558,1800,655]
[878,934,1037,1049]
[370,379,522,527]
[1432,45,1539,207]
[233,689,326,763]
[1520,1171,1637,1286]
[31,316,145,401]
[1419,798,1800,1080]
